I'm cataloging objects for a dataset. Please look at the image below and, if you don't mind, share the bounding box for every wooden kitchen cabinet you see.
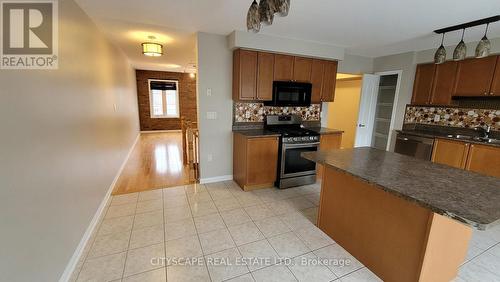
[430,61,457,105]
[233,133,279,191]
[316,133,343,179]
[310,59,325,103]
[489,56,500,96]
[293,57,312,82]
[465,144,500,178]
[257,52,274,101]
[412,63,435,105]
[321,60,338,102]
[453,56,498,97]
[431,139,469,169]
[274,54,294,81]
[233,49,257,100]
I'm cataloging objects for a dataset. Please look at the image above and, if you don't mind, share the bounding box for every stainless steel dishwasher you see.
[394,133,435,161]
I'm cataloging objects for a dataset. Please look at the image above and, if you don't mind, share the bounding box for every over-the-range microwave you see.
[264,81,312,107]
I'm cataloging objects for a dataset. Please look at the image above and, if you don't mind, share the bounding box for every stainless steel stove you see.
[265,115,320,189]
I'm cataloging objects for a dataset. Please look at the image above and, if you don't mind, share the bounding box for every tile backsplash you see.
[404,105,500,131]
[234,102,321,123]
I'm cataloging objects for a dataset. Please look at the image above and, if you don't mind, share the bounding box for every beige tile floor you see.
[70,181,500,282]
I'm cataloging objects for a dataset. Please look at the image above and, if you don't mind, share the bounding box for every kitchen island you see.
[302,147,500,282]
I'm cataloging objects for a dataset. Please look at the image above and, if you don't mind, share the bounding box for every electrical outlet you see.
[206,112,217,120]
[207,154,213,162]
[207,88,212,96]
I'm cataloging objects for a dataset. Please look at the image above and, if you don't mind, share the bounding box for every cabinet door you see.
[293,57,312,82]
[233,49,257,100]
[257,52,274,101]
[412,63,435,105]
[453,56,497,97]
[274,54,294,81]
[247,137,279,185]
[430,61,457,105]
[310,59,325,103]
[321,61,338,102]
[489,56,500,96]
[317,133,343,179]
[431,139,469,169]
[465,144,500,178]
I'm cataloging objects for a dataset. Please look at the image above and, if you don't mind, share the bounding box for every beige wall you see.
[196,33,234,181]
[327,79,363,148]
[0,0,140,281]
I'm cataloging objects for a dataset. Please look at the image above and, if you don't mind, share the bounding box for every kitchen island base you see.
[319,168,472,282]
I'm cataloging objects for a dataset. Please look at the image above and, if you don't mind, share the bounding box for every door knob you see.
[358,124,366,128]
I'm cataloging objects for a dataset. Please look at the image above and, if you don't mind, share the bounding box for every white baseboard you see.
[59,133,140,282]
[200,175,233,184]
[140,129,181,133]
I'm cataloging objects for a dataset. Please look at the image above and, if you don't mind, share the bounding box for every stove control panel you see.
[283,135,320,144]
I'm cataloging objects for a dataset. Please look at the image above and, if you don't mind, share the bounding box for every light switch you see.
[207,88,212,96]
[206,112,217,120]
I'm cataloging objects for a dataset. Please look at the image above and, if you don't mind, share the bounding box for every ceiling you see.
[75,0,500,71]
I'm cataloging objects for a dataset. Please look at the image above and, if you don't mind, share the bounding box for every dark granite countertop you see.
[302,147,500,230]
[397,130,500,148]
[305,127,344,135]
[232,129,281,138]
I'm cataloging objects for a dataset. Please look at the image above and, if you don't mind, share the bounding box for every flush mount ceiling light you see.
[247,0,260,32]
[142,36,163,57]
[453,29,467,61]
[433,15,499,62]
[434,33,447,64]
[476,23,491,58]
[246,0,290,33]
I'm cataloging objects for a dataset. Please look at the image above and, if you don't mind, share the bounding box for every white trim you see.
[374,70,403,151]
[59,133,140,282]
[140,130,182,134]
[200,175,233,184]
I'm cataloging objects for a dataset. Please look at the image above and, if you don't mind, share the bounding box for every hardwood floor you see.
[112,132,195,195]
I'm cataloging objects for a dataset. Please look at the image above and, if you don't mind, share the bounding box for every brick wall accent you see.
[136,70,197,131]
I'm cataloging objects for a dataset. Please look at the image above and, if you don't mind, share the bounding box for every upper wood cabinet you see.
[274,54,294,81]
[257,52,274,101]
[430,61,457,105]
[233,49,257,101]
[431,138,469,169]
[321,60,338,102]
[489,56,500,96]
[293,57,312,82]
[311,59,325,103]
[453,56,498,97]
[465,144,500,178]
[412,63,435,105]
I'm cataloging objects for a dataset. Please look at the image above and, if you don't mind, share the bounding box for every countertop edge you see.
[397,130,500,148]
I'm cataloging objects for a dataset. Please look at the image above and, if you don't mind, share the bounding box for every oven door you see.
[281,142,319,178]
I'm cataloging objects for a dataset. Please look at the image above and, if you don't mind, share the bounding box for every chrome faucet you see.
[474,125,491,138]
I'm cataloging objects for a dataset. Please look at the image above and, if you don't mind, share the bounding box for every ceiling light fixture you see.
[259,0,274,25]
[434,33,446,64]
[453,29,467,61]
[273,0,290,17]
[142,36,163,57]
[247,0,260,33]
[476,23,491,58]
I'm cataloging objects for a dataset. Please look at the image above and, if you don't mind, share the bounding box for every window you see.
[148,79,180,118]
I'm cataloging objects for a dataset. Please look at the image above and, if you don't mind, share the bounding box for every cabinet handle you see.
[491,92,495,96]
[484,92,488,95]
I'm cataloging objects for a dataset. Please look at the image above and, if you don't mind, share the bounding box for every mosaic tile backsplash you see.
[234,103,321,123]
[404,105,500,131]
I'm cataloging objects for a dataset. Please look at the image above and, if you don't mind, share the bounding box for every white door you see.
[354,74,380,147]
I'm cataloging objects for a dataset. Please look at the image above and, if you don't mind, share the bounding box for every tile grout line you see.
[162,186,167,281]
[120,195,139,280]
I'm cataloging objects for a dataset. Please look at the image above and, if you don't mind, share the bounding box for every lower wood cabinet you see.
[233,133,279,191]
[316,133,343,179]
[431,139,469,169]
[465,144,500,178]
[431,138,500,178]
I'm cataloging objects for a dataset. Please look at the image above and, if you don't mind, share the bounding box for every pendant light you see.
[475,23,491,58]
[247,0,260,32]
[434,33,446,64]
[259,0,274,25]
[453,29,467,61]
[274,0,290,17]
